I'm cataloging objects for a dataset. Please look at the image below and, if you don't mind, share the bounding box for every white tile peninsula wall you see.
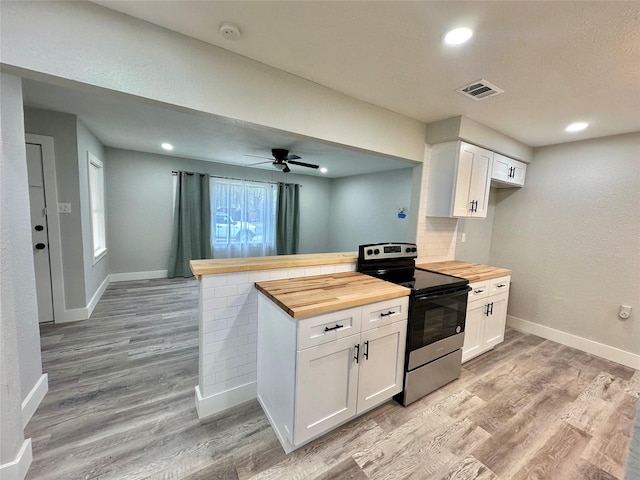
[195,262,355,419]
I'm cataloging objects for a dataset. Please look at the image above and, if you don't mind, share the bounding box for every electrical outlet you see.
[57,203,72,214]
[619,305,632,319]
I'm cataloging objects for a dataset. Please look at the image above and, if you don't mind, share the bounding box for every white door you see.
[462,300,486,363]
[484,292,509,349]
[26,143,54,323]
[294,334,359,445]
[357,320,406,413]
[466,145,492,218]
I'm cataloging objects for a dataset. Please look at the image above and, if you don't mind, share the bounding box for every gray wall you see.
[0,73,42,466]
[77,119,109,303]
[489,132,640,354]
[105,148,333,275]
[327,168,414,252]
[455,189,497,264]
[23,107,87,309]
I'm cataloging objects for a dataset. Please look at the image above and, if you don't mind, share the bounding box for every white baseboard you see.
[21,374,48,428]
[87,275,110,318]
[55,307,88,323]
[507,315,640,370]
[195,382,257,420]
[0,439,32,480]
[110,270,168,282]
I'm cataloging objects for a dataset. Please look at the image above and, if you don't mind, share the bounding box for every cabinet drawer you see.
[490,276,511,294]
[360,297,409,331]
[297,307,362,350]
[468,281,490,301]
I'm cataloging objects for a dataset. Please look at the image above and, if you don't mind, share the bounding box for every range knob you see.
[366,249,373,255]
[374,249,380,255]
[412,247,417,252]
[405,247,411,253]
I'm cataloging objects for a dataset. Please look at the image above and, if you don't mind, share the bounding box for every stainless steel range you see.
[357,242,470,406]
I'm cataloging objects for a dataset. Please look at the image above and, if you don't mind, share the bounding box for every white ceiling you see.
[23,1,640,177]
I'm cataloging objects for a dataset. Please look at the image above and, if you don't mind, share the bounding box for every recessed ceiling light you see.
[320,167,328,174]
[565,122,589,133]
[443,28,473,46]
[161,143,174,150]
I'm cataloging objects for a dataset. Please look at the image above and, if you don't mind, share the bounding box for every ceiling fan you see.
[245,148,319,173]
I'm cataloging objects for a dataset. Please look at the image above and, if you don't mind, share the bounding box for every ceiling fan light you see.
[565,122,588,132]
[273,163,286,170]
[444,27,473,46]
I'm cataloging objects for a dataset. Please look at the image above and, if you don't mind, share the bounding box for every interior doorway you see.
[26,142,54,323]
[25,134,64,324]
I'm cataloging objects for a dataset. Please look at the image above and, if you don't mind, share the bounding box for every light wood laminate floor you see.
[26,278,639,479]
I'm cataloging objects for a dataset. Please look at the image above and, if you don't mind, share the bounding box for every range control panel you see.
[358,242,418,261]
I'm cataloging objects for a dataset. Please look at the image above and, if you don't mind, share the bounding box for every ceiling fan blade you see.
[288,159,319,169]
[247,160,273,166]
[285,154,301,160]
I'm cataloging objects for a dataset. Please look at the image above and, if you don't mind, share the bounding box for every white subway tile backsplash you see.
[238,363,257,376]
[250,271,271,282]
[213,306,238,320]
[200,259,358,405]
[235,283,254,296]
[214,327,238,342]
[303,266,323,276]
[214,348,238,363]
[202,318,228,335]
[214,285,238,298]
[238,322,257,336]
[237,343,257,356]
[269,270,288,280]
[226,355,248,369]
[215,368,238,383]
[238,302,257,316]
[202,275,227,289]
[227,293,251,307]
[227,273,250,285]
[227,314,250,328]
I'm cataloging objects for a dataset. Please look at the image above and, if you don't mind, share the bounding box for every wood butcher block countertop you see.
[255,271,410,319]
[417,260,511,282]
[190,252,357,278]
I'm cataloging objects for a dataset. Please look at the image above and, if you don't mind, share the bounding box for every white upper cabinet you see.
[491,153,527,187]
[427,141,493,218]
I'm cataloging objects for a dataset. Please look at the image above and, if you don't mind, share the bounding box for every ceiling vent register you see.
[457,79,504,101]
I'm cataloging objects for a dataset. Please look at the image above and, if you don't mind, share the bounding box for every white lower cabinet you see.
[462,276,510,363]
[257,294,408,453]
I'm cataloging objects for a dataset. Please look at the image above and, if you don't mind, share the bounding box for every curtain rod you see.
[171,171,301,187]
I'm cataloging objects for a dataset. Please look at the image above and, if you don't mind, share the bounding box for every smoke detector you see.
[220,22,241,41]
[457,79,504,101]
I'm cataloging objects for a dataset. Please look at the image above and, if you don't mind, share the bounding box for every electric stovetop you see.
[395,268,469,293]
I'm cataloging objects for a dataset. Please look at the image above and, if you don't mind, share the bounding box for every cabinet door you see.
[294,334,359,445]
[453,143,492,218]
[484,292,509,349]
[356,321,407,413]
[466,145,493,218]
[492,153,526,187]
[462,300,486,363]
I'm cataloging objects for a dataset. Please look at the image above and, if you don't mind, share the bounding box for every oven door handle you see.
[413,286,471,302]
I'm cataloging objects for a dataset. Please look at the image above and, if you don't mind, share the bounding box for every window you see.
[87,152,106,263]
[210,178,276,258]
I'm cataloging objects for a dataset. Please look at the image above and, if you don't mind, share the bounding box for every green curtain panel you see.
[276,182,300,255]
[168,171,212,277]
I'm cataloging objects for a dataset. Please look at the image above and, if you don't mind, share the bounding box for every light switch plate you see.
[58,203,72,214]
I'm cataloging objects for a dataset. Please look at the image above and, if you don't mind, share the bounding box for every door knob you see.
[35,225,44,231]
[35,243,46,250]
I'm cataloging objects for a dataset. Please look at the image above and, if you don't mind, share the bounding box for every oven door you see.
[408,287,469,353]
